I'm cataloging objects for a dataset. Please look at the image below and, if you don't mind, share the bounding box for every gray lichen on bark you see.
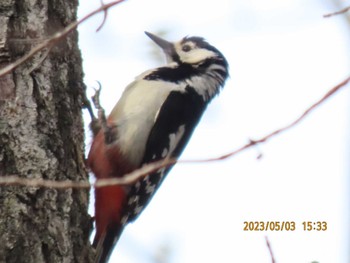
[0,0,92,262]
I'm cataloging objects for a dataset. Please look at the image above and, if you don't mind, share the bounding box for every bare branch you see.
[185,75,350,163]
[324,6,350,18]
[265,236,276,263]
[96,0,109,32]
[0,0,126,77]
[0,158,175,189]
[25,47,52,74]
[0,176,91,189]
[0,75,349,189]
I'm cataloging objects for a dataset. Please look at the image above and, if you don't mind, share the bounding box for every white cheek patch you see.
[174,41,217,64]
[182,49,216,64]
[174,41,216,64]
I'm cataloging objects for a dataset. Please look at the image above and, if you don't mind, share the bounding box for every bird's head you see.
[145,32,229,100]
[145,31,227,67]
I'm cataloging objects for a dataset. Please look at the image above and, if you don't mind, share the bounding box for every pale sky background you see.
[78,1,350,262]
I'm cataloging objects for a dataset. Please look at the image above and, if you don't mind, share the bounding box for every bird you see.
[87,31,229,263]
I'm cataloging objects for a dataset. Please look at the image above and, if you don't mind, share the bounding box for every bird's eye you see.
[182,45,191,52]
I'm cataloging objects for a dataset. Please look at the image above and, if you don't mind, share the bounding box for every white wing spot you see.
[144,177,156,194]
[158,167,166,179]
[134,205,143,215]
[161,148,168,158]
[128,195,139,205]
[168,125,185,156]
[134,181,141,191]
[121,216,128,225]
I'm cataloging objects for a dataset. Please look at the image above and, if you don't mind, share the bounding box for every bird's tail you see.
[93,224,124,263]
[92,184,128,263]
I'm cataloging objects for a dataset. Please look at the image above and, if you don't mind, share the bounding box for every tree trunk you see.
[0,0,92,262]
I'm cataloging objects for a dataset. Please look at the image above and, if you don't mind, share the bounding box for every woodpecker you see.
[87,32,229,263]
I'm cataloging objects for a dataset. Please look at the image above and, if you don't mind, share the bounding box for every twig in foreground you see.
[0,75,349,189]
[324,6,350,18]
[0,158,176,189]
[185,75,350,163]
[265,236,276,263]
[0,0,126,77]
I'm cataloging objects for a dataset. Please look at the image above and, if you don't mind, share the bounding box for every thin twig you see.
[0,176,91,189]
[96,0,109,32]
[0,76,349,189]
[25,47,52,74]
[265,236,276,263]
[324,6,350,18]
[182,75,350,163]
[0,0,126,77]
[0,158,175,189]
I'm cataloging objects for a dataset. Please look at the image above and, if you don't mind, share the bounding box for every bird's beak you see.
[145,32,175,59]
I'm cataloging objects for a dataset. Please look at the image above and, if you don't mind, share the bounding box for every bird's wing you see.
[94,86,207,262]
[123,86,207,223]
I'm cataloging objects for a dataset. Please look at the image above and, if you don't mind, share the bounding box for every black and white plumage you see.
[87,31,229,263]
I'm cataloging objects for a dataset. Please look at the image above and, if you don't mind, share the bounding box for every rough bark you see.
[0,0,92,262]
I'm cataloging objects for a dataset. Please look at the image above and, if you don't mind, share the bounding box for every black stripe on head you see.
[182,36,229,68]
[181,36,219,54]
[144,63,199,83]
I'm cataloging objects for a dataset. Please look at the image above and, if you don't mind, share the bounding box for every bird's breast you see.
[108,79,183,167]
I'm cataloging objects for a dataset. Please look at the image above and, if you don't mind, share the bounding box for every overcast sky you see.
[78,1,350,262]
